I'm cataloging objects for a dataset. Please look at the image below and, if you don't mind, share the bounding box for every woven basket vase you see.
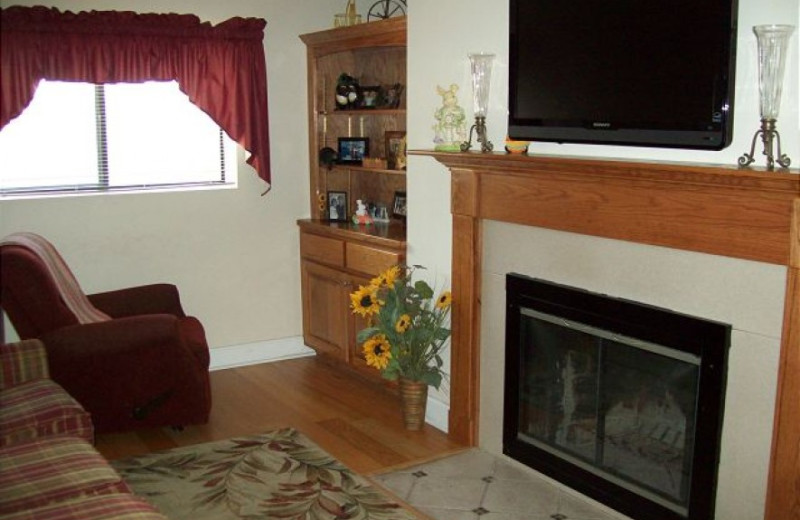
[398,378,428,430]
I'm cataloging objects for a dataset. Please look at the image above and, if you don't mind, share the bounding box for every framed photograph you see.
[392,191,407,219]
[359,86,382,109]
[373,203,390,223]
[337,137,369,165]
[378,83,404,108]
[327,191,348,222]
[385,131,406,170]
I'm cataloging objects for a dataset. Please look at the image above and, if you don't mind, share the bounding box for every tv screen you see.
[508,0,738,150]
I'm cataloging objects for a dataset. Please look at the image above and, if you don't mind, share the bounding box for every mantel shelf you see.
[413,150,800,266]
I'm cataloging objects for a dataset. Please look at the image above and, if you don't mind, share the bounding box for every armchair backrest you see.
[1,233,113,340]
[1,244,80,339]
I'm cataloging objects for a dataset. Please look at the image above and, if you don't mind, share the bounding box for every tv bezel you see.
[507,0,739,151]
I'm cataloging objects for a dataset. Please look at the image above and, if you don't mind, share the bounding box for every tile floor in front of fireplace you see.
[374,449,632,520]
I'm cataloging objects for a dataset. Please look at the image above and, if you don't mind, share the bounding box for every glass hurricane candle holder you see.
[461,53,495,152]
[739,24,795,170]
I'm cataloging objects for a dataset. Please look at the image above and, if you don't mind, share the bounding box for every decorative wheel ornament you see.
[367,0,406,21]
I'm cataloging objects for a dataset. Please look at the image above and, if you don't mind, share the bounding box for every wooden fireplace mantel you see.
[412,150,800,520]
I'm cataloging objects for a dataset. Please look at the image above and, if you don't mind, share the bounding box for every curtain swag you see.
[0,6,272,187]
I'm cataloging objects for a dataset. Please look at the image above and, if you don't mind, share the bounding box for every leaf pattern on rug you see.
[112,428,420,520]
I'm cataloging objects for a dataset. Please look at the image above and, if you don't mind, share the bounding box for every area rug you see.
[111,427,421,519]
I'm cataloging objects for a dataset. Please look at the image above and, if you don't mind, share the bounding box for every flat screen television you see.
[508,0,738,150]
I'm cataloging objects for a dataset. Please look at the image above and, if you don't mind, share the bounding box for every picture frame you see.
[337,137,369,165]
[327,191,348,222]
[359,86,382,109]
[385,131,406,170]
[392,191,407,219]
[373,203,390,223]
[378,83,404,109]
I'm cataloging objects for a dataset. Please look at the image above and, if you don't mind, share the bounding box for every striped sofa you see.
[0,339,167,519]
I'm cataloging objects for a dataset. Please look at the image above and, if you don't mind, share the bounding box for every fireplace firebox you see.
[504,274,730,520]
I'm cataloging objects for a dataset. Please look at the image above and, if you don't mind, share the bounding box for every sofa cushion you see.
[0,493,166,520]
[1,339,50,389]
[0,379,93,447]
[0,437,128,514]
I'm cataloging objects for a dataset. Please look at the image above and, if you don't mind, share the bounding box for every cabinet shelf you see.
[323,109,406,117]
[298,219,406,248]
[330,165,406,176]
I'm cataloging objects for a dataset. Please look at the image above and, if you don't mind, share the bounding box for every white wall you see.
[407,1,798,518]
[0,0,340,349]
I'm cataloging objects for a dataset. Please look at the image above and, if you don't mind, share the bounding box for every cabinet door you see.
[300,260,351,359]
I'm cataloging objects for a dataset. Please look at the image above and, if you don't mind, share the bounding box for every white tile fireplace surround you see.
[478,221,785,520]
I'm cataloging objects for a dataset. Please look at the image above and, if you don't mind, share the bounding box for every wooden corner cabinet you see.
[298,17,407,382]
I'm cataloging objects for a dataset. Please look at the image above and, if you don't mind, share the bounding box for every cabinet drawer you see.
[301,233,345,267]
[346,242,401,276]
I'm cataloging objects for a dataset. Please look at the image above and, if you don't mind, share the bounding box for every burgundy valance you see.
[0,6,272,186]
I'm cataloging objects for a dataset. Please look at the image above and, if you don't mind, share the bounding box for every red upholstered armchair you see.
[0,233,211,434]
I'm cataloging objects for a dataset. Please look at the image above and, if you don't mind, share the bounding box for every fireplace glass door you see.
[503,274,729,520]
[519,308,699,513]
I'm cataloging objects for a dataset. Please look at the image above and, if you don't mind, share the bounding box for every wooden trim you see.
[299,16,406,55]
[449,216,482,445]
[447,167,482,445]
[414,150,800,519]
[765,199,800,520]
[417,151,800,265]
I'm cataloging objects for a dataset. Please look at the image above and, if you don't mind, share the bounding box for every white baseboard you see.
[209,335,450,433]
[425,396,449,433]
[209,336,315,371]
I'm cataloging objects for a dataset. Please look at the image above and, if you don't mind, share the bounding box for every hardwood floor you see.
[94,357,466,475]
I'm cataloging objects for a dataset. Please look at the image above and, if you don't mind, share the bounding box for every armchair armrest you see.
[38,315,209,432]
[39,314,190,359]
[0,339,50,389]
[88,283,186,318]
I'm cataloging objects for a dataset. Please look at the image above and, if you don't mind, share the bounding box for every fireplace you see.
[413,151,798,520]
[503,274,730,520]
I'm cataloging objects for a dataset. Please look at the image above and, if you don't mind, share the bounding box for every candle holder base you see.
[738,119,792,170]
[460,116,494,152]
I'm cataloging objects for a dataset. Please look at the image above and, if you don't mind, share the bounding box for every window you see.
[0,80,237,197]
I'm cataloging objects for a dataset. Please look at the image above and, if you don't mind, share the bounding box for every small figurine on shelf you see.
[352,199,374,226]
[433,84,467,151]
[336,73,359,110]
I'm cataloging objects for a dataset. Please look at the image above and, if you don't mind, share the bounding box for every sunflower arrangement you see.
[350,265,452,389]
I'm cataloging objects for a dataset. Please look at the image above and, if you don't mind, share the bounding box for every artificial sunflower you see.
[352,264,451,389]
[350,284,382,318]
[436,291,453,309]
[370,265,401,289]
[395,314,411,333]
[363,334,392,370]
